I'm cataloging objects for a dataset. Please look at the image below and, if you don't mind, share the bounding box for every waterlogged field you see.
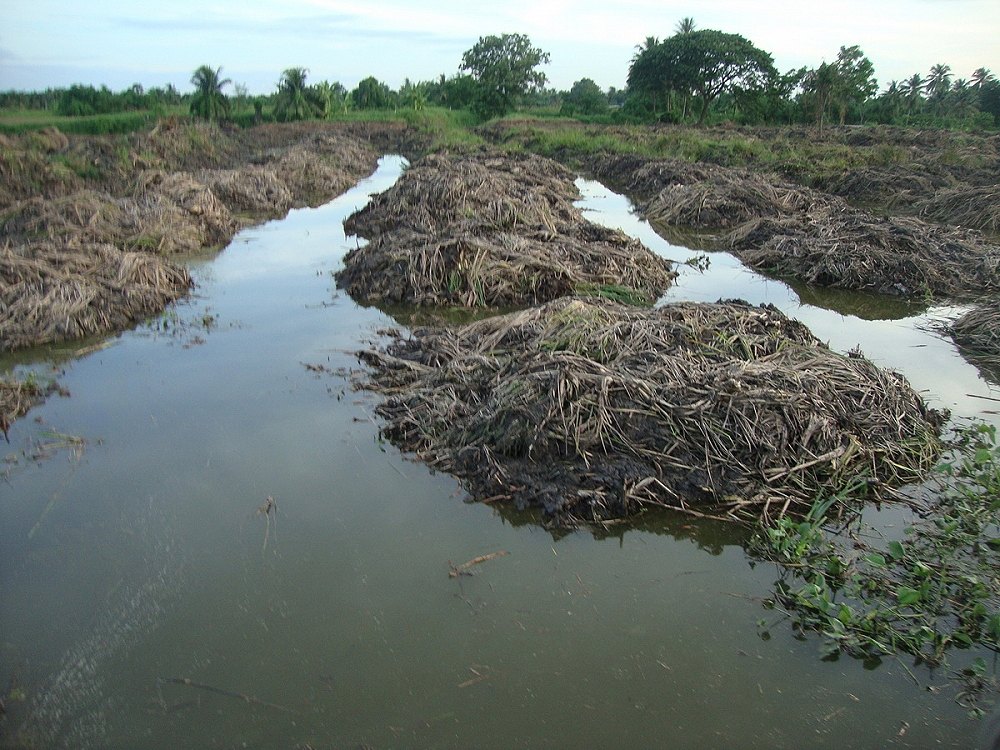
[1,157,998,749]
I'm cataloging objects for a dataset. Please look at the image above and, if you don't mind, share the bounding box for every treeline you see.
[2,26,997,130]
[622,21,999,128]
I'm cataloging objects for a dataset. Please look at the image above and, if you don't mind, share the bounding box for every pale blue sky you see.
[2,0,998,94]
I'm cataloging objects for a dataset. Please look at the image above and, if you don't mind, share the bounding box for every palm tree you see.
[189,65,231,121]
[632,36,659,63]
[904,73,924,117]
[274,67,318,122]
[925,63,952,98]
[675,17,696,35]
[971,67,995,89]
[882,80,903,121]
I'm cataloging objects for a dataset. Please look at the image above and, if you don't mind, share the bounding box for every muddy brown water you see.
[1,156,999,749]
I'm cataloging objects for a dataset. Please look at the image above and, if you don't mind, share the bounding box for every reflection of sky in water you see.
[576,177,999,427]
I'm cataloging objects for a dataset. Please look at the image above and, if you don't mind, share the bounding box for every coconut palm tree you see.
[971,67,995,89]
[189,65,231,121]
[925,63,952,98]
[274,67,318,122]
[904,73,924,117]
[632,36,659,63]
[675,17,696,35]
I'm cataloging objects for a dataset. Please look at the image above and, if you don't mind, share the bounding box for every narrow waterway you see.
[1,156,997,749]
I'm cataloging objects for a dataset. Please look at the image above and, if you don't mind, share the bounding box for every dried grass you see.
[588,153,1000,300]
[950,301,1000,380]
[0,378,43,434]
[338,151,676,307]
[345,151,580,238]
[644,175,833,230]
[0,241,192,350]
[916,186,1000,234]
[2,190,206,255]
[817,167,951,209]
[727,208,1000,298]
[200,167,294,215]
[588,154,720,199]
[356,297,944,527]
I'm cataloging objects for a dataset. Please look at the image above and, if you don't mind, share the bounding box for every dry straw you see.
[592,155,1000,300]
[951,301,1000,378]
[1,241,192,350]
[337,151,676,308]
[356,297,944,527]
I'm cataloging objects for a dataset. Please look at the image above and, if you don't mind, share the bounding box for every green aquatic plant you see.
[752,421,1000,713]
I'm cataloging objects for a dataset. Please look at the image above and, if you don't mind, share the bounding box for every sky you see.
[2,0,998,95]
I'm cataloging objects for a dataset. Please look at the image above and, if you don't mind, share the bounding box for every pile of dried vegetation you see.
[916,186,1000,235]
[726,209,1000,298]
[813,166,954,210]
[589,154,1000,299]
[0,241,192,350]
[0,377,44,439]
[337,151,676,308]
[355,297,944,527]
[0,121,380,356]
[950,301,1000,380]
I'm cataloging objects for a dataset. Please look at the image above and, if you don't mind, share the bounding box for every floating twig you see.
[157,677,297,714]
[448,550,509,578]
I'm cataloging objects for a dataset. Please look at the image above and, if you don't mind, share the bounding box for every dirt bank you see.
[336,150,676,308]
[355,297,944,527]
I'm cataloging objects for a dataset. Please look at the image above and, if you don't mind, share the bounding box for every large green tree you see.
[460,33,550,120]
[832,45,877,124]
[628,29,777,125]
[189,65,231,121]
[352,76,394,110]
[561,78,608,116]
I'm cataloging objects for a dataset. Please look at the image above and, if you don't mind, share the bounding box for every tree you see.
[460,33,550,120]
[971,67,995,89]
[311,80,348,118]
[352,76,394,110]
[925,64,952,98]
[560,78,608,116]
[832,45,877,124]
[801,62,838,130]
[904,73,924,117]
[189,65,231,121]
[274,67,318,122]
[627,29,777,125]
[675,17,696,35]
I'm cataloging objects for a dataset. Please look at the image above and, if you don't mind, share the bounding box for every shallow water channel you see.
[2,156,999,749]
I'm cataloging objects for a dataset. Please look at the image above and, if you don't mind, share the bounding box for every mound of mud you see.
[355,297,944,527]
[1,241,192,350]
[951,301,1000,381]
[338,151,676,308]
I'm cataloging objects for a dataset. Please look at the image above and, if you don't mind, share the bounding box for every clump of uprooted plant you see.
[354,296,944,527]
[751,421,1000,715]
[950,301,1000,382]
[588,153,1000,301]
[336,150,677,308]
